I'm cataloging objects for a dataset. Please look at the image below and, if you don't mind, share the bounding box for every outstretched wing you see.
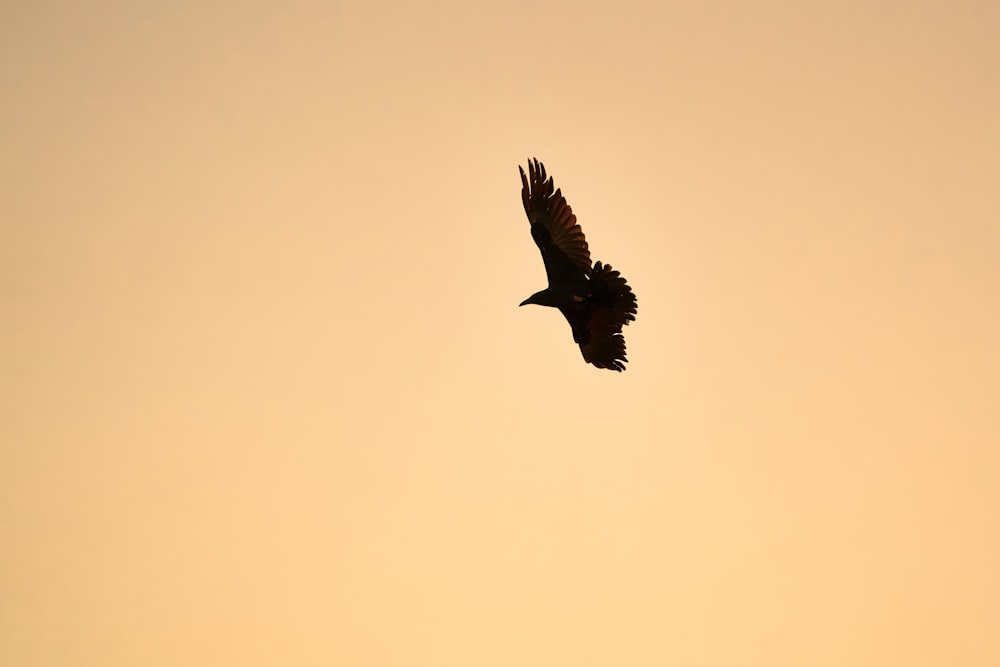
[579,321,630,371]
[589,261,637,329]
[519,158,592,284]
[566,262,638,372]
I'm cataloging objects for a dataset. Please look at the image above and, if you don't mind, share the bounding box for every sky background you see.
[2,1,999,665]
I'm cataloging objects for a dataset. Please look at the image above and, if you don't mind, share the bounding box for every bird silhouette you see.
[518,158,638,371]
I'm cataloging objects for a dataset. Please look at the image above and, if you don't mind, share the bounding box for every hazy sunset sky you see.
[2,1,998,665]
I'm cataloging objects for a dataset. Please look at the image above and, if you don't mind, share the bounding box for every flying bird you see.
[518,158,638,371]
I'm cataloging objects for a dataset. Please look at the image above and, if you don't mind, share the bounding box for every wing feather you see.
[520,158,592,284]
[590,261,638,329]
[580,328,629,372]
[571,262,638,371]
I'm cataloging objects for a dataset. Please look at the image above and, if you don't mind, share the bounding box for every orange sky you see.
[2,1,998,665]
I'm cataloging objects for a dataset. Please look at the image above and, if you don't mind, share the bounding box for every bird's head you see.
[519,288,563,308]
[520,285,586,308]
[519,294,538,307]
[520,289,554,307]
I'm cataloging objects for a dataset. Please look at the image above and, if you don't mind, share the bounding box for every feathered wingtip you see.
[521,157,546,185]
[519,157,551,223]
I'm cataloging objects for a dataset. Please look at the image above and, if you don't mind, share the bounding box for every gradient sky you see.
[2,1,999,665]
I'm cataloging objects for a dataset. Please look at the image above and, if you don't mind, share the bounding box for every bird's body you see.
[518,159,637,371]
